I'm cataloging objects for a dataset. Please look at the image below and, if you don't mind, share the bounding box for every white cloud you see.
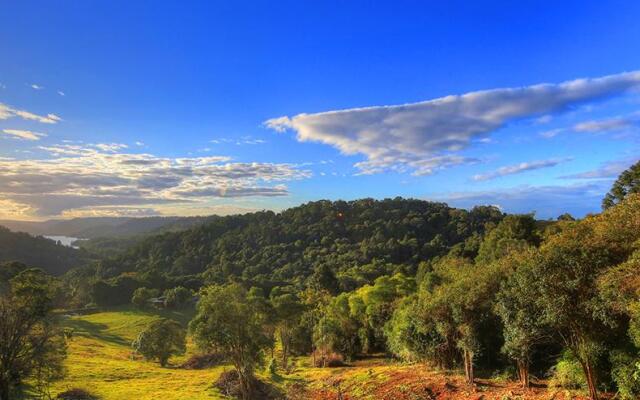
[266,70,640,174]
[210,137,267,145]
[560,157,637,179]
[57,91,65,96]
[539,128,565,138]
[0,143,311,217]
[573,115,637,133]
[355,155,479,176]
[210,138,233,144]
[30,84,44,90]
[1,129,47,141]
[94,143,128,152]
[535,115,553,124]
[472,158,571,181]
[0,103,62,124]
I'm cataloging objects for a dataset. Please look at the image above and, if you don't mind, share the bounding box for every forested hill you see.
[98,198,505,290]
[0,226,91,275]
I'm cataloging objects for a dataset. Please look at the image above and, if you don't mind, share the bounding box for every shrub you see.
[610,351,640,400]
[548,351,586,389]
[312,350,345,367]
[268,357,278,374]
[56,388,98,399]
[214,370,275,399]
[163,286,192,309]
[131,287,159,308]
[180,352,225,369]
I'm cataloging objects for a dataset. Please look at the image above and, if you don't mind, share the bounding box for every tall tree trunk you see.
[238,369,252,400]
[463,350,469,383]
[312,346,316,367]
[0,378,10,400]
[517,359,530,388]
[463,349,474,385]
[584,360,598,400]
[281,338,288,368]
[468,350,474,384]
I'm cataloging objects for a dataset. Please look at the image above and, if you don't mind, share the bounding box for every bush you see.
[215,370,244,398]
[610,351,640,400]
[56,388,98,399]
[548,351,586,389]
[131,287,159,307]
[268,357,278,374]
[214,370,275,399]
[163,286,192,309]
[180,352,225,369]
[312,350,345,368]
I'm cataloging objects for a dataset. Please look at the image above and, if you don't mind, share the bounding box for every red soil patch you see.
[300,361,612,400]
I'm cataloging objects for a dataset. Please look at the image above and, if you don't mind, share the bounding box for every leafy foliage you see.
[0,268,67,399]
[602,160,640,209]
[132,318,186,366]
[163,286,193,309]
[131,287,160,308]
[189,283,273,399]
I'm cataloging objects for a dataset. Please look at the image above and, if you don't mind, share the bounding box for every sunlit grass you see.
[51,306,227,399]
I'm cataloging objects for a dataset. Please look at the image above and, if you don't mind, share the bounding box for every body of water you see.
[45,235,82,248]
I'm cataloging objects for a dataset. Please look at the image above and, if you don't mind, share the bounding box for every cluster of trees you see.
[131,285,193,308]
[167,192,640,399]
[56,198,506,310]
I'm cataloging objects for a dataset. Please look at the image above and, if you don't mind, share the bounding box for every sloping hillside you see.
[0,215,215,239]
[0,226,90,275]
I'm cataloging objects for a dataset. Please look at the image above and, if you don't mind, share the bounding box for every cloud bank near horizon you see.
[0,143,310,218]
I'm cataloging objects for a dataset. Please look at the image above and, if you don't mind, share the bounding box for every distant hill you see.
[0,226,91,275]
[103,198,505,288]
[0,216,216,239]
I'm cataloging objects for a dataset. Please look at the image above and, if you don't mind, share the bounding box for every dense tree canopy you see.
[98,199,504,291]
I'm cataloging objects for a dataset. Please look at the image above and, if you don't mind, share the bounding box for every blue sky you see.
[0,1,639,220]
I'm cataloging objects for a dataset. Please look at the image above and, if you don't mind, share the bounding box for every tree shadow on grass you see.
[64,318,130,347]
[268,371,307,385]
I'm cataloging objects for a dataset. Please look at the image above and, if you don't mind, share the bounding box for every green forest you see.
[1,161,639,400]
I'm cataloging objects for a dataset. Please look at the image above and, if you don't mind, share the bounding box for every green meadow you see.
[50,307,228,399]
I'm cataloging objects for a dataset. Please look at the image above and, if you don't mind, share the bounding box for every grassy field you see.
[50,307,229,399]
[49,307,595,400]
